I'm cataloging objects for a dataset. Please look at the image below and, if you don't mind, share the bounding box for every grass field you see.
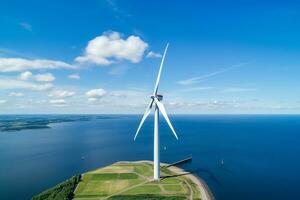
[74,161,201,200]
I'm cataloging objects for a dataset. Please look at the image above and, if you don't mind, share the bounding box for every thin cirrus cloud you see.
[177,63,247,85]
[108,65,129,75]
[48,90,75,98]
[0,100,7,104]
[222,87,257,93]
[0,58,74,72]
[105,0,131,20]
[68,74,80,80]
[9,92,24,97]
[34,73,55,82]
[167,100,242,110]
[19,22,32,32]
[75,31,148,65]
[88,98,97,102]
[181,87,214,92]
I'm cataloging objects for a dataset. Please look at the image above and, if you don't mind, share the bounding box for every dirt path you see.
[183,178,194,200]
[103,180,150,200]
[74,160,213,200]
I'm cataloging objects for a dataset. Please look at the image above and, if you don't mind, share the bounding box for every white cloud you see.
[75,31,148,65]
[49,99,65,104]
[86,88,107,98]
[222,88,257,93]
[19,22,32,32]
[19,71,55,82]
[34,73,55,82]
[49,99,66,106]
[31,83,53,91]
[146,51,162,58]
[9,92,24,97]
[0,58,74,72]
[0,100,7,104]
[88,98,97,102]
[48,90,75,98]
[0,79,53,91]
[19,71,32,80]
[68,74,80,80]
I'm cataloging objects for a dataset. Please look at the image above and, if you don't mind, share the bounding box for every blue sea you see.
[1,115,300,200]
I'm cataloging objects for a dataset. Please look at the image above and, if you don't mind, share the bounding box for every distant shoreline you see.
[2,114,300,132]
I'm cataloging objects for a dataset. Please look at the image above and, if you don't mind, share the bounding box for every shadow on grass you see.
[161,168,222,187]
[160,172,192,180]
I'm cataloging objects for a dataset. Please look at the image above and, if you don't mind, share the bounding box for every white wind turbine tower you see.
[134,43,178,181]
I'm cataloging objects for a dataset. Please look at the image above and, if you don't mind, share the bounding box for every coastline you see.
[166,164,214,200]
[34,159,214,200]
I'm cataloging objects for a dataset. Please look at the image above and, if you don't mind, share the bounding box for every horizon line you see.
[1,113,300,116]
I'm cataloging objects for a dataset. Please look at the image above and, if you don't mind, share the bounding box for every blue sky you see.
[1,0,300,114]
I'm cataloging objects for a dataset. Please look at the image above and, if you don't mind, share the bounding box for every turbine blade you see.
[153,43,169,95]
[134,99,154,140]
[154,98,178,140]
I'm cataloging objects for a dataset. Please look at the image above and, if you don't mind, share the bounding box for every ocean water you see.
[0,115,300,200]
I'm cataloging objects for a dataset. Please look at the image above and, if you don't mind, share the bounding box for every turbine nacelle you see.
[151,94,163,101]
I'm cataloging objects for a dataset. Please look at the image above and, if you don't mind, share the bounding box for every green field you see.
[74,161,202,200]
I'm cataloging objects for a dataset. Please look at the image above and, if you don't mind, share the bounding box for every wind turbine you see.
[134,43,178,181]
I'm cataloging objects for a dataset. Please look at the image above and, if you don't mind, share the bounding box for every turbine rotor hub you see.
[157,94,163,101]
[150,94,163,101]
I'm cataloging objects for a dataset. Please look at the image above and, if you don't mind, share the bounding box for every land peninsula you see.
[32,161,213,200]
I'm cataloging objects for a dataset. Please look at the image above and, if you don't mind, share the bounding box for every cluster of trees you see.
[32,175,81,200]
